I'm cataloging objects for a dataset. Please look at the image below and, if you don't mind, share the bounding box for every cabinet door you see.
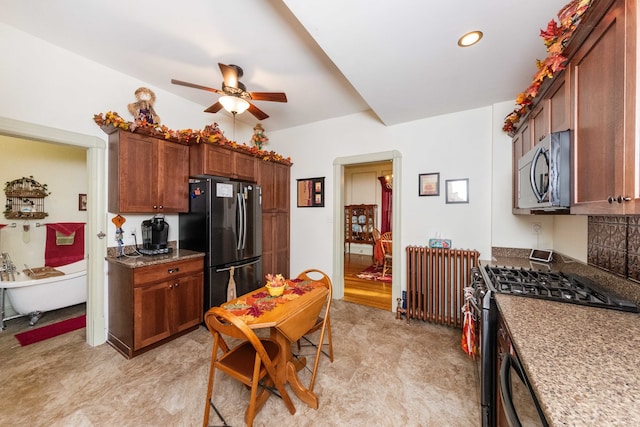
[259,161,290,212]
[134,281,171,349]
[170,273,204,333]
[571,0,627,214]
[262,212,290,277]
[199,144,235,177]
[548,74,570,133]
[273,162,290,212]
[234,152,258,182]
[157,140,189,212]
[259,161,276,211]
[113,132,158,213]
[530,103,549,147]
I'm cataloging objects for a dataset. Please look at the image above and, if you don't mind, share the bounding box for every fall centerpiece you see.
[265,273,286,296]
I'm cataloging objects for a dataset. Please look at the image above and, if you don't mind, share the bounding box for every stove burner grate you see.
[484,266,638,312]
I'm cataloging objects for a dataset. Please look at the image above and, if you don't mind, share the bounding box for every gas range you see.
[482,265,639,313]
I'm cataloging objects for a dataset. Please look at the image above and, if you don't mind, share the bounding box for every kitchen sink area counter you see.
[497,293,640,426]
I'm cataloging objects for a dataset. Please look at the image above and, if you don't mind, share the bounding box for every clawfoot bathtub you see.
[1,259,87,328]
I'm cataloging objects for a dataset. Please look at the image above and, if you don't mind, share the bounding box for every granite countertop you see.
[106,248,204,268]
[496,294,640,426]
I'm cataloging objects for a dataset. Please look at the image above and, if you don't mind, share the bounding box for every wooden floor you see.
[343,253,392,311]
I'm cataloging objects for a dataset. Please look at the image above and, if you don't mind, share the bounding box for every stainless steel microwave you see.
[517,130,571,210]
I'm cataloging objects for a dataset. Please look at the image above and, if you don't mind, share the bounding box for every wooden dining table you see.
[221,279,329,410]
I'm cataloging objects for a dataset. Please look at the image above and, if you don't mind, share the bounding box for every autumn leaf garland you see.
[93,111,292,165]
[502,0,593,135]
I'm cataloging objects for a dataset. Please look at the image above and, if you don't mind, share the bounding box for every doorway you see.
[0,116,107,346]
[343,161,393,310]
[331,150,402,312]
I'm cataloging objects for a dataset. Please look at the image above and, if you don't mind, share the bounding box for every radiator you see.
[405,246,480,327]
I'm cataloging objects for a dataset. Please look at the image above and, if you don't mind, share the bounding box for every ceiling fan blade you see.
[249,92,288,103]
[204,102,223,114]
[247,102,269,120]
[171,79,224,95]
[218,63,240,88]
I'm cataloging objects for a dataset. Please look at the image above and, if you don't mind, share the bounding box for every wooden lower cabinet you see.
[108,257,204,359]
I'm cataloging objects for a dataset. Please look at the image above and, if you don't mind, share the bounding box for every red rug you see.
[356,265,392,283]
[15,315,86,346]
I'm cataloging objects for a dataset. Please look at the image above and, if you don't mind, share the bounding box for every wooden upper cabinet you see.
[571,0,636,214]
[189,143,258,182]
[108,130,189,213]
[259,160,290,213]
[530,103,549,147]
[548,74,570,133]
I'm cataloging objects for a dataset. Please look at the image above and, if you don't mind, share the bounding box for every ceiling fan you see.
[171,63,287,120]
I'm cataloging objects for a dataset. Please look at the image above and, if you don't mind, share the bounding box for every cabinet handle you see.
[168,283,173,289]
[159,205,164,209]
[609,195,632,204]
[617,195,632,203]
[153,205,158,209]
[168,268,180,274]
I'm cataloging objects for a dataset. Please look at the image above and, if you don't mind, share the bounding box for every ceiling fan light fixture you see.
[219,95,250,114]
[458,31,483,47]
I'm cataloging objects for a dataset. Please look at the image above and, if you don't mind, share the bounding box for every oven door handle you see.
[500,352,523,427]
[500,352,549,427]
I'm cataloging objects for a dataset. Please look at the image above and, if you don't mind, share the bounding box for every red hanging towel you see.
[44,223,85,267]
[461,302,477,358]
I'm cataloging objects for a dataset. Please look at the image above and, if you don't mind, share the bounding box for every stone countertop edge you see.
[495,294,640,427]
[105,246,205,268]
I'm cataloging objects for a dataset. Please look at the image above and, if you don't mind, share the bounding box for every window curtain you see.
[378,176,392,233]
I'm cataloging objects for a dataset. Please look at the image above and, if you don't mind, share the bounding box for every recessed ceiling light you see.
[458,31,483,47]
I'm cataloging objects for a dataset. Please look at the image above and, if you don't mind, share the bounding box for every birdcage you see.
[4,176,49,219]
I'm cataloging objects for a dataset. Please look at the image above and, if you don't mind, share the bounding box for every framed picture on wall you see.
[78,194,87,211]
[419,173,440,196]
[445,178,469,204]
[297,177,325,207]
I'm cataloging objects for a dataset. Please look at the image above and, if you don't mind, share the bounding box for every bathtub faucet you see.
[1,253,17,282]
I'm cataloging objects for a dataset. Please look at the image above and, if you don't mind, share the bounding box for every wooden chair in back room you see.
[295,269,334,362]
[380,231,393,278]
[202,307,295,427]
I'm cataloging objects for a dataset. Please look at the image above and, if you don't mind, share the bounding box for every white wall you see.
[270,107,495,279]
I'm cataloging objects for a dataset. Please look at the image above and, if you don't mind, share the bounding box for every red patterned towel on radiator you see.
[44,223,85,267]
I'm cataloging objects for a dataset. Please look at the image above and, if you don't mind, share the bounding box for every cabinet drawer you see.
[133,258,203,286]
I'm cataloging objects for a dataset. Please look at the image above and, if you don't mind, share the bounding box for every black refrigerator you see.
[179,176,262,313]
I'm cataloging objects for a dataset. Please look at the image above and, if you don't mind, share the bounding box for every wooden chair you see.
[372,228,383,267]
[295,269,334,363]
[380,232,392,278]
[203,307,296,427]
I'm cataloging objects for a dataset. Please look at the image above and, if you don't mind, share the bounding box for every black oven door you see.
[499,351,548,427]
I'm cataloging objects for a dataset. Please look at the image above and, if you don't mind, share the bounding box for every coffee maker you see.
[141,215,170,254]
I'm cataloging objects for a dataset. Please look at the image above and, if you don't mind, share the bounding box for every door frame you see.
[0,116,107,346]
[332,150,402,309]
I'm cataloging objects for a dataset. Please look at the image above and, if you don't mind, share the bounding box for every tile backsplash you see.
[588,216,640,282]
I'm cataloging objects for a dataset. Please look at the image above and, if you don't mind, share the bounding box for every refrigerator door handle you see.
[241,192,247,250]
[215,258,261,272]
[236,192,244,251]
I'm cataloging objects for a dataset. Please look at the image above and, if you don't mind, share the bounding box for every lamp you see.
[219,95,250,114]
[384,175,393,190]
